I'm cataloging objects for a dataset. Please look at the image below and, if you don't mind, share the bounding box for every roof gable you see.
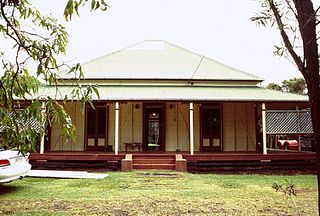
[78,40,264,82]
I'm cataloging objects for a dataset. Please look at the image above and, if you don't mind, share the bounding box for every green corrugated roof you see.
[66,40,263,82]
[37,85,309,102]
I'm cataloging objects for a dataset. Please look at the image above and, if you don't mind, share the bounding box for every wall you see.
[49,102,256,152]
[50,102,85,151]
[107,102,199,152]
[165,103,200,152]
[108,102,143,151]
[223,103,256,151]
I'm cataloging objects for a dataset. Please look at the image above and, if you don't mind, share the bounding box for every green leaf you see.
[64,0,74,21]
[91,85,100,99]
[91,0,96,11]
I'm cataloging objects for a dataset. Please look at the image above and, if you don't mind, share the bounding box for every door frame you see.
[84,102,108,151]
[200,103,223,152]
[143,103,166,151]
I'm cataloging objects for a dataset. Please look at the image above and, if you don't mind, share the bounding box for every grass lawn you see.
[0,171,317,215]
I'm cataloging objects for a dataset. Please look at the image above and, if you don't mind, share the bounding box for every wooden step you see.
[130,154,177,170]
[133,159,175,164]
[132,163,176,170]
[133,155,176,160]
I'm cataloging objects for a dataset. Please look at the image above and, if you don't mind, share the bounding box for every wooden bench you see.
[124,142,142,152]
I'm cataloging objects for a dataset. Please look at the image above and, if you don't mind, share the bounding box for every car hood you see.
[0,150,22,159]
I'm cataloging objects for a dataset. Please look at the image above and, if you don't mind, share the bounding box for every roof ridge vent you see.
[126,40,167,50]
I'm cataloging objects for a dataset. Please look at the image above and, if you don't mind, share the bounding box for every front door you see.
[143,104,165,151]
[85,103,107,151]
[201,104,222,151]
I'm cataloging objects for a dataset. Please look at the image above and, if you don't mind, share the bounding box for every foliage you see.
[266,77,306,94]
[251,0,319,62]
[272,179,297,196]
[64,0,108,21]
[0,0,105,153]
[266,82,282,91]
[272,179,299,214]
[282,77,306,94]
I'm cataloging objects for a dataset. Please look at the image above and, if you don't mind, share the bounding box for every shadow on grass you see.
[0,184,22,195]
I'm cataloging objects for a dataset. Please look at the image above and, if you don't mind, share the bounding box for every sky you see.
[25,1,311,84]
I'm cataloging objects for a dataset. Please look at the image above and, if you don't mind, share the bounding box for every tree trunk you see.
[309,87,320,214]
[293,0,320,213]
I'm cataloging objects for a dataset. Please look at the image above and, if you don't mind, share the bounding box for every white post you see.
[40,101,46,154]
[115,102,120,155]
[189,102,194,156]
[262,103,267,155]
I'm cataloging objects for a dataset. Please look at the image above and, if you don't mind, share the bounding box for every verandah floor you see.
[29,150,316,161]
[29,150,316,172]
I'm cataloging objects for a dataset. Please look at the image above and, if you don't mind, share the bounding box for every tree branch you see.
[284,0,298,21]
[267,0,304,72]
[0,79,8,108]
[8,44,22,110]
[0,1,54,65]
[0,1,32,57]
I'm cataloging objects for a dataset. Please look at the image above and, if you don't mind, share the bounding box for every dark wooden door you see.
[201,105,222,151]
[143,104,165,151]
[86,103,107,151]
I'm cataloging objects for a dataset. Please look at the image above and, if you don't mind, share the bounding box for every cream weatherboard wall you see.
[165,103,200,152]
[223,103,257,151]
[51,102,144,152]
[165,102,256,152]
[107,103,115,150]
[109,102,198,152]
[49,102,256,152]
[108,102,143,151]
[50,102,85,151]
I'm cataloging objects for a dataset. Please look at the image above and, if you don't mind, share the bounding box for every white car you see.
[0,149,32,183]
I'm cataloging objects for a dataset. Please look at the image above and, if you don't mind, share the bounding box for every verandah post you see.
[115,102,120,155]
[39,100,46,154]
[262,103,267,155]
[189,102,194,155]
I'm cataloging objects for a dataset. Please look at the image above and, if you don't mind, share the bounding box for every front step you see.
[131,154,176,159]
[132,163,176,170]
[133,159,175,164]
[132,154,176,170]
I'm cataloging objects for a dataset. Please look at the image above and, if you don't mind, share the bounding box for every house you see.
[31,40,315,171]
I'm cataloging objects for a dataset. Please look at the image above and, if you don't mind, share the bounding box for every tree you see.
[0,0,107,153]
[266,82,282,91]
[282,77,306,94]
[252,0,320,211]
[266,77,307,94]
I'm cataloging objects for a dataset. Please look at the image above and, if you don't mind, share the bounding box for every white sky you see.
[31,1,308,84]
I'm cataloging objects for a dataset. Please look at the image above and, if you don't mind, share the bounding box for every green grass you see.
[0,171,317,215]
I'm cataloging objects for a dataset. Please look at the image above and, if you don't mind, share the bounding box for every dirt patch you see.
[78,198,228,216]
[0,199,71,215]
[191,169,316,175]
[296,188,317,194]
[51,201,70,211]
[0,210,14,215]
